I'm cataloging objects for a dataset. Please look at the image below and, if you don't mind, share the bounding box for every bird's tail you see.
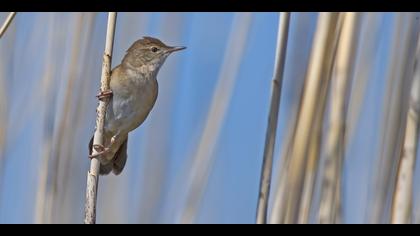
[112,137,128,175]
[99,162,113,175]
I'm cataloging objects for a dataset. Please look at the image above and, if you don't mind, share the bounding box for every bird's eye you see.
[151,47,159,52]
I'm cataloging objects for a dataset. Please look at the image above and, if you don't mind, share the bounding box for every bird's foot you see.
[96,90,113,101]
[88,136,118,159]
[89,144,110,159]
[93,144,105,152]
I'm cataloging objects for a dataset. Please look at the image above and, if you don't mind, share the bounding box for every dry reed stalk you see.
[283,12,339,224]
[269,13,317,224]
[84,12,117,224]
[0,12,16,38]
[391,27,420,224]
[297,144,318,223]
[368,13,419,224]
[256,12,290,224]
[268,137,293,224]
[413,66,420,224]
[297,107,325,224]
[317,12,360,224]
[298,13,345,224]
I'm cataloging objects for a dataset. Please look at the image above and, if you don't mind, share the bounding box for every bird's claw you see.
[96,90,113,101]
[89,144,110,159]
[93,144,105,152]
[88,135,118,159]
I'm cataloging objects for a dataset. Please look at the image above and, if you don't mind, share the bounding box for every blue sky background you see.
[0,12,419,224]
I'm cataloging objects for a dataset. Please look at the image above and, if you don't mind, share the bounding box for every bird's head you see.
[122,36,186,73]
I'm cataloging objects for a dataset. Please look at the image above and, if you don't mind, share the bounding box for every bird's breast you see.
[106,76,158,134]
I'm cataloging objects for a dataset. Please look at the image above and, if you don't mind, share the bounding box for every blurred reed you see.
[345,13,381,146]
[391,19,420,224]
[0,12,16,38]
[55,13,97,223]
[411,48,420,224]
[178,12,253,224]
[317,12,360,224]
[0,12,16,208]
[281,12,339,223]
[367,13,420,224]
[34,13,63,224]
[33,13,98,224]
[269,13,317,224]
[270,12,420,224]
[298,12,343,224]
[51,12,88,223]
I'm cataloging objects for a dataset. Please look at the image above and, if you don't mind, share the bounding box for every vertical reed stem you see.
[256,12,290,224]
[84,12,117,224]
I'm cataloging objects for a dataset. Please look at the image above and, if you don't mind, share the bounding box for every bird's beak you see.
[166,46,186,53]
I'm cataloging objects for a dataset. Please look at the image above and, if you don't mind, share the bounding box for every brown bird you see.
[89,36,186,175]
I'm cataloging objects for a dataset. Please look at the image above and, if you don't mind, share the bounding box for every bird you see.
[88,36,186,175]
